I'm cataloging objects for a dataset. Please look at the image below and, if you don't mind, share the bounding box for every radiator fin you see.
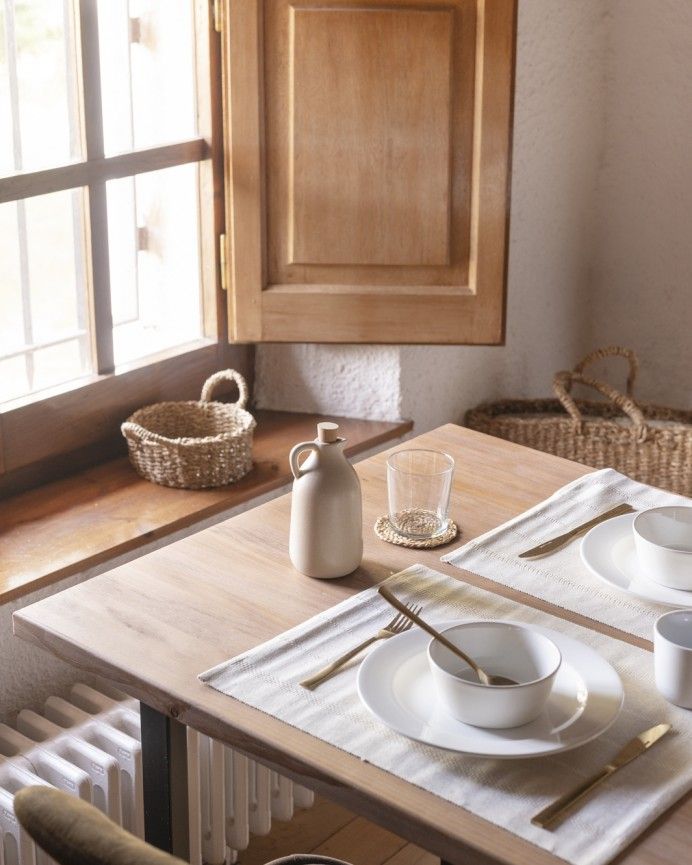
[0,686,314,865]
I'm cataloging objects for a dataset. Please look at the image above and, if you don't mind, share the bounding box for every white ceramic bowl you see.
[633,506,692,591]
[654,609,692,708]
[427,622,562,729]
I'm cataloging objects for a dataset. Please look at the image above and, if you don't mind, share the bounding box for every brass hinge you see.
[213,0,223,34]
[219,233,228,291]
[129,17,141,43]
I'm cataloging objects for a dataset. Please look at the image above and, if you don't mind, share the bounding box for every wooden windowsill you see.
[0,410,412,606]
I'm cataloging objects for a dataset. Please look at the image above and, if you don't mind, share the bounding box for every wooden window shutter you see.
[220,0,516,344]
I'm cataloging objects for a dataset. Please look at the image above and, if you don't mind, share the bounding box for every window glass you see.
[0,188,92,402]
[32,338,85,392]
[0,357,28,402]
[108,162,202,365]
[24,187,89,344]
[98,0,197,156]
[0,1,206,408]
[0,194,23,348]
[0,0,81,175]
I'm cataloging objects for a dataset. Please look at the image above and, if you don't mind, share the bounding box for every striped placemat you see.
[201,564,692,865]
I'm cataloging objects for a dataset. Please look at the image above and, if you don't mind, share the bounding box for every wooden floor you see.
[238,796,439,865]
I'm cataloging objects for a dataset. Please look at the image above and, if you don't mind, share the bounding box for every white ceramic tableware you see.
[357,620,624,758]
[581,513,692,608]
[654,609,692,708]
[289,422,362,579]
[633,506,692,591]
[427,622,561,728]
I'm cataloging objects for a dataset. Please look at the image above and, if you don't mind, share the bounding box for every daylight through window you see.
[0,0,209,404]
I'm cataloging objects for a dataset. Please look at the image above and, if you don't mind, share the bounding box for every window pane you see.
[0,0,81,176]
[108,162,202,365]
[98,0,197,156]
[32,338,84,392]
[0,193,23,348]
[108,174,138,326]
[24,187,89,343]
[0,187,92,404]
[0,356,28,402]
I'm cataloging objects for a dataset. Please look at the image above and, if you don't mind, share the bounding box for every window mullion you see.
[0,140,209,204]
[78,0,114,374]
[63,0,91,374]
[193,0,223,340]
[15,201,33,390]
[125,1,142,335]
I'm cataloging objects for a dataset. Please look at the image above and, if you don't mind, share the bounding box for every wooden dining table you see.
[12,425,689,865]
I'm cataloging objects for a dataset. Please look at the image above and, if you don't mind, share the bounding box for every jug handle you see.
[289,442,320,479]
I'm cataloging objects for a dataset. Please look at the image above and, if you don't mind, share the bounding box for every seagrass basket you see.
[465,347,692,495]
[121,369,256,489]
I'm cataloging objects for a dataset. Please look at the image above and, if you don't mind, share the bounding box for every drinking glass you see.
[387,449,455,538]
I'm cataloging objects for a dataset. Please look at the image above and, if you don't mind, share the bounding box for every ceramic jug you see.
[289,422,363,578]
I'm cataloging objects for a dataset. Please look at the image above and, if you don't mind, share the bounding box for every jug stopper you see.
[317,422,339,443]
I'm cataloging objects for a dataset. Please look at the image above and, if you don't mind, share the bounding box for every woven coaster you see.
[374,515,459,549]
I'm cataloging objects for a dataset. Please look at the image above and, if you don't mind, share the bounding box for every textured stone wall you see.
[396,0,609,431]
[589,0,692,405]
[255,343,402,421]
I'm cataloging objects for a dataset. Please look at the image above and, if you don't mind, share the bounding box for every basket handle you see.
[553,370,649,443]
[571,346,639,397]
[200,369,249,409]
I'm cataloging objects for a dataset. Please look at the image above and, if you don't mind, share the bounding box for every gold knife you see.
[531,723,671,830]
[518,503,635,559]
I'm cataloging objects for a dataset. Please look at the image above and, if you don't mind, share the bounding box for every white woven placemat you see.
[442,468,691,641]
[200,564,692,865]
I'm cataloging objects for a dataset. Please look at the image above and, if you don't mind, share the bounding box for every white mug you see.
[654,610,692,708]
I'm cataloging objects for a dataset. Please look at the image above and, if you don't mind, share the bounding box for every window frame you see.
[0,0,245,490]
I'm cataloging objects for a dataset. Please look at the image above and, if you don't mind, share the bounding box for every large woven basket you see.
[122,369,256,489]
[465,347,692,495]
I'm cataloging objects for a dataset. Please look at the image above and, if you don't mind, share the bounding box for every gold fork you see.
[299,602,422,690]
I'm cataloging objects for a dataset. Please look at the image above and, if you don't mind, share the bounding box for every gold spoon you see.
[377,585,518,686]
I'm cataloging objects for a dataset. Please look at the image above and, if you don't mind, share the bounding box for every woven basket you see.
[121,369,256,489]
[465,346,692,495]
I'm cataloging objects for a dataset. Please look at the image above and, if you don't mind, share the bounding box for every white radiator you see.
[0,685,314,865]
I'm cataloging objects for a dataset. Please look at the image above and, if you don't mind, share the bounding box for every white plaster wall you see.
[1,572,100,724]
[589,0,692,406]
[256,0,610,432]
[397,0,609,431]
[255,343,402,421]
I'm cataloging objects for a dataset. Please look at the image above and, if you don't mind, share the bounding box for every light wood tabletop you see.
[13,425,690,865]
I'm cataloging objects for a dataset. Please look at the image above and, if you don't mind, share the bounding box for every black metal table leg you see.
[140,702,190,859]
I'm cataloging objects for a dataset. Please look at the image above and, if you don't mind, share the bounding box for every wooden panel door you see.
[222,0,516,343]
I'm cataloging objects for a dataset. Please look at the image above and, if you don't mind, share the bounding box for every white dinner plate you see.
[357,620,623,758]
[581,513,692,608]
